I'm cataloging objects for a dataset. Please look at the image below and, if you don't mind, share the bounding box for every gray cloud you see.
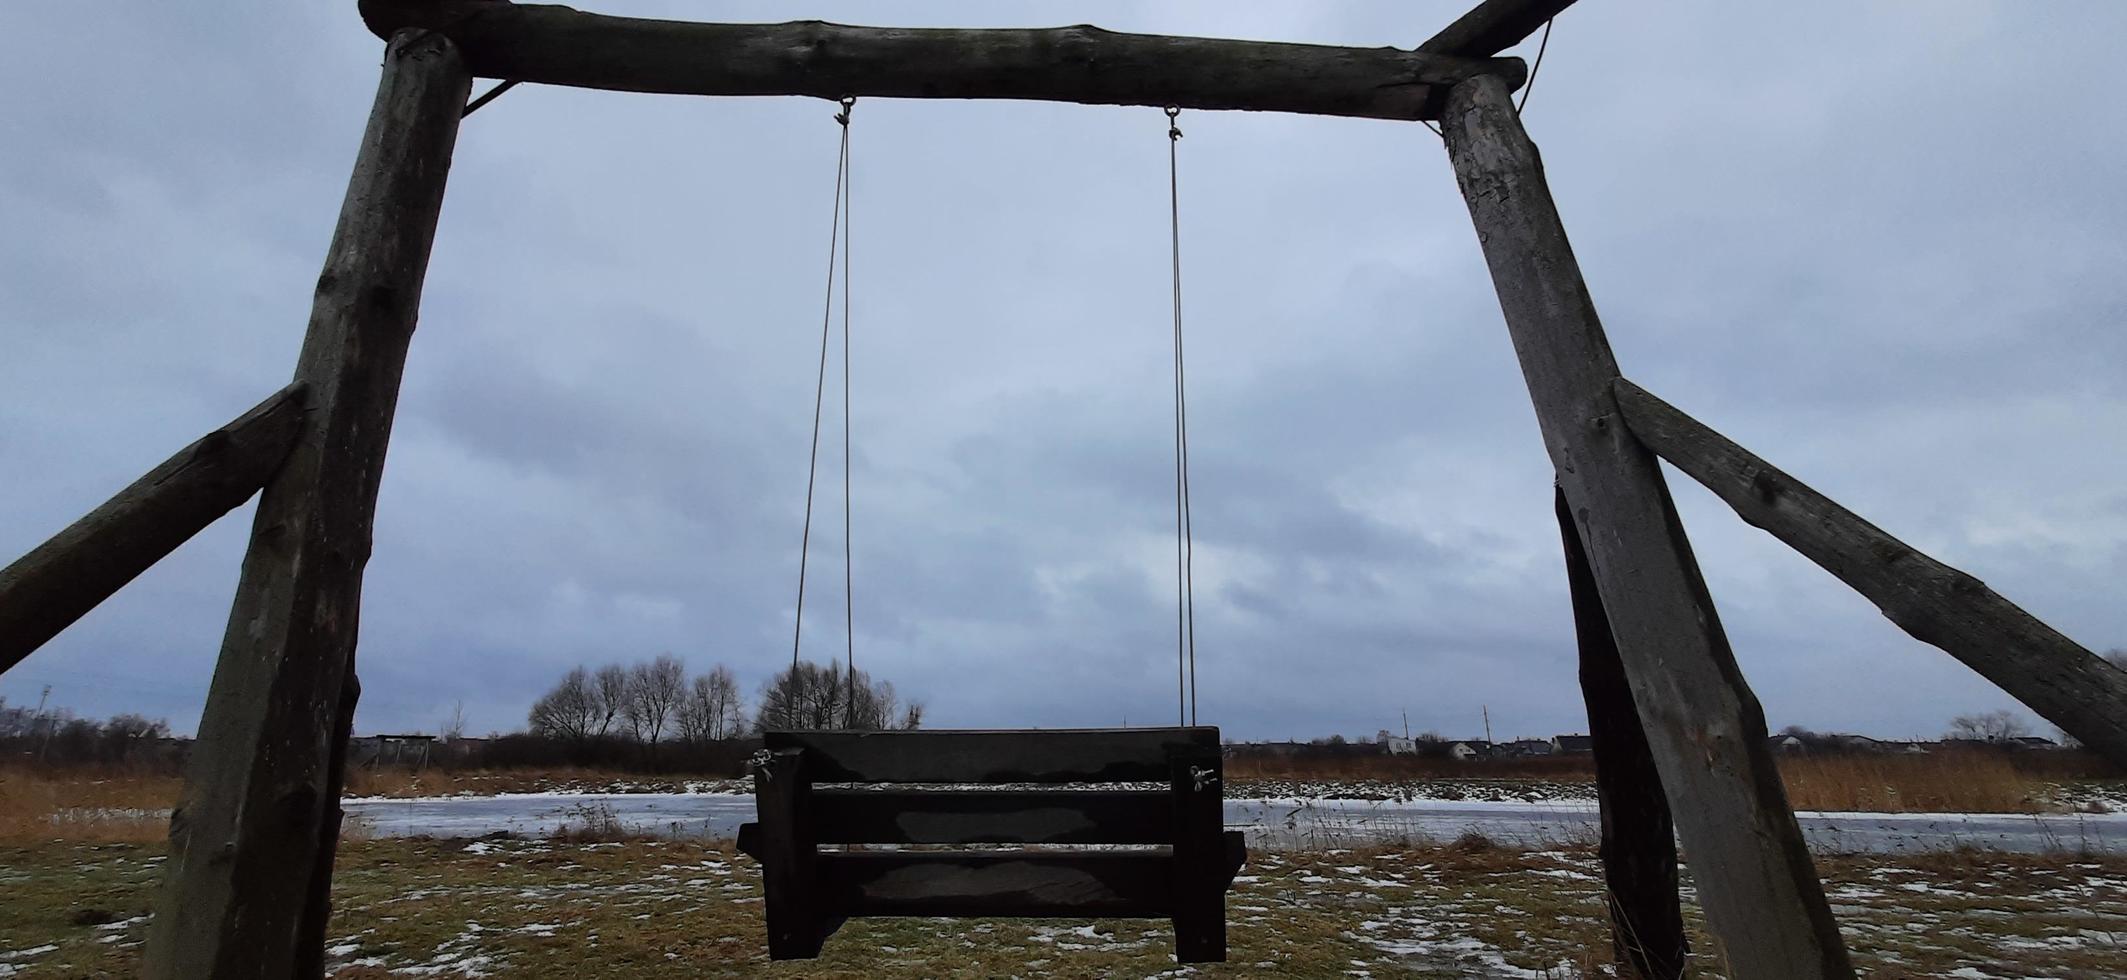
[4,2,2124,746]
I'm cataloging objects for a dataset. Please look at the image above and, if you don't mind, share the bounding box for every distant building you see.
[1770,734,1806,753]
[1499,739,1553,757]
[1377,730,1418,756]
[352,733,436,768]
[1448,740,1492,761]
[2012,736,2061,750]
[1551,734,1594,755]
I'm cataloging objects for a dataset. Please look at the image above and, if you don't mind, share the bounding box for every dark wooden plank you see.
[818,850,1173,919]
[767,727,1222,784]
[1169,748,1230,963]
[142,31,471,980]
[753,748,824,960]
[1557,486,1686,980]
[811,788,1173,844]
[0,384,307,673]
[1441,73,1853,980]
[357,1,1525,122]
[1613,379,2127,767]
[1419,0,1578,57]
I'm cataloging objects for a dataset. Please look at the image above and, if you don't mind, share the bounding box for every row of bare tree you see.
[527,655,747,752]
[526,657,925,754]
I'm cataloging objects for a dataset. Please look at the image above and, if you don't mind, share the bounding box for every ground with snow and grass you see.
[2,836,2121,978]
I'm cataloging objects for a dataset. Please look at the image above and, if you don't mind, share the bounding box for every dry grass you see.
[1777,750,2046,813]
[4,836,2120,977]
[0,765,178,843]
[344,765,627,798]
[1227,752,1595,782]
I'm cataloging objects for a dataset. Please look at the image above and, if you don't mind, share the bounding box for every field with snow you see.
[3,836,2122,977]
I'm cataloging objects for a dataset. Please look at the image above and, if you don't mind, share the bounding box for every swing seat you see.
[736,726,1245,962]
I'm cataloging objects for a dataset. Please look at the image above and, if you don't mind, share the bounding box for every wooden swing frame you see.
[3,1,2125,976]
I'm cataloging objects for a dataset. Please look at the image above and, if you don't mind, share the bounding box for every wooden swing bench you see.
[736,726,1246,962]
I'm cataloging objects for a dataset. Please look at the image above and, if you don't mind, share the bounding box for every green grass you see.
[2,838,2122,977]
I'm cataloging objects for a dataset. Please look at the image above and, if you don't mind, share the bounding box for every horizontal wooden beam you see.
[357,1,1525,121]
[810,788,1173,845]
[815,836,1245,920]
[819,850,1173,918]
[1614,378,2127,767]
[766,727,1219,783]
[1420,0,1578,56]
[0,384,308,674]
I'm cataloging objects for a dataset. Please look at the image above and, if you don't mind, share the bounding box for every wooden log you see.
[1440,73,1853,979]
[142,30,470,979]
[809,788,1174,845]
[1169,748,1232,963]
[0,384,307,673]
[1419,0,1578,56]
[356,1,1525,122]
[1557,486,1687,980]
[765,727,1221,784]
[1613,379,2127,766]
[292,670,359,980]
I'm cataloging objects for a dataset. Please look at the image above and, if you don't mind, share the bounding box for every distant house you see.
[1377,730,1418,756]
[353,733,436,768]
[1770,734,1806,754]
[1499,739,1553,757]
[2012,736,2061,750]
[1448,740,1492,762]
[1551,734,1594,755]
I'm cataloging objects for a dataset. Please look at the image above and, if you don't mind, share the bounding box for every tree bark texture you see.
[1613,378,2127,767]
[0,384,307,673]
[1441,72,1852,979]
[357,0,1525,121]
[1558,486,1688,980]
[144,30,469,979]
[1419,0,1578,56]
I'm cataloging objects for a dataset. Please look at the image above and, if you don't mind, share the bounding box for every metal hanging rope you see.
[792,98,858,729]
[1166,106,1199,727]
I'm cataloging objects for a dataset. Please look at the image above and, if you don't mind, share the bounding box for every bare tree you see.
[528,667,602,744]
[593,663,630,738]
[754,662,923,732]
[441,699,466,743]
[624,655,687,753]
[1947,710,2030,743]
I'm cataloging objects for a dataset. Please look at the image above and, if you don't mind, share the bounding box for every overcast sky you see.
[3,2,2123,744]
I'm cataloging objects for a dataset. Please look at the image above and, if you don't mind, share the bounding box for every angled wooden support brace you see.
[1614,379,2127,766]
[1441,73,1853,978]
[1420,0,1579,56]
[0,383,307,673]
[1556,486,1687,980]
[143,29,469,979]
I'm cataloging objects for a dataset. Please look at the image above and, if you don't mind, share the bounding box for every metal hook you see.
[835,95,856,125]
[1165,105,1182,140]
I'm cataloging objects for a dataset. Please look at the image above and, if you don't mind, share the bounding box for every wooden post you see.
[1613,379,2127,767]
[0,384,307,673]
[1557,486,1686,979]
[1441,73,1852,978]
[293,670,359,980]
[143,30,469,979]
[752,748,824,959]
[1169,747,1228,963]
